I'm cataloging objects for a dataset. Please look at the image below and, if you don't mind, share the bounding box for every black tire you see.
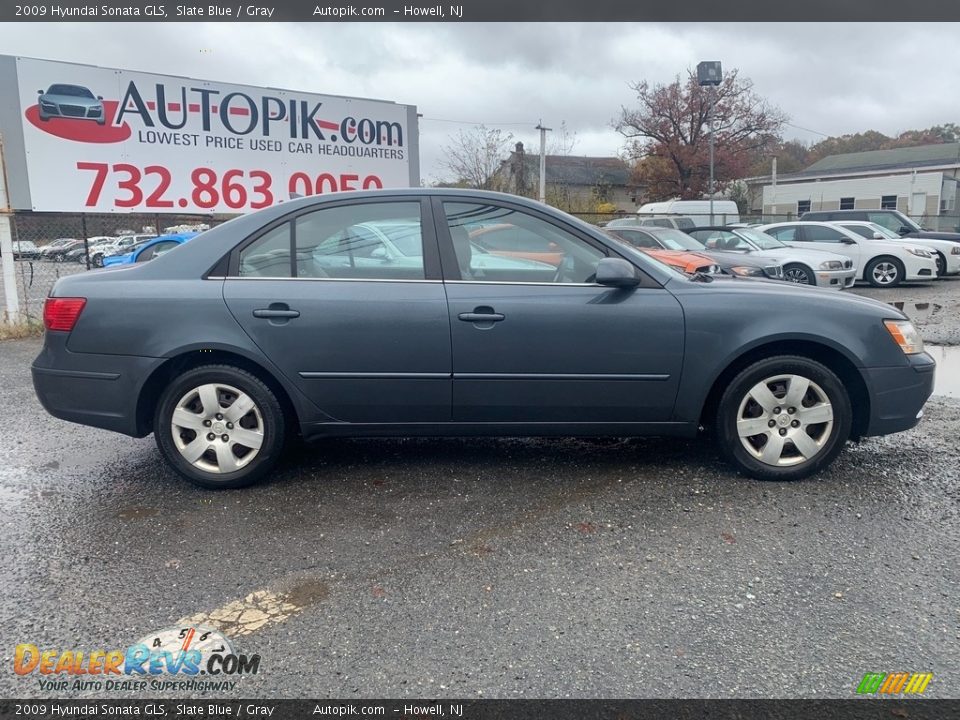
[92,253,104,268]
[865,256,904,287]
[934,252,946,278]
[53,254,64,263]
[154,364,286,489]
[783,263,815,286]
[716,355,852,481]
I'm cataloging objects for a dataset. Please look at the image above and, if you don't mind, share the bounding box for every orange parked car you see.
[603,229,719,275]
[469,223,566,266]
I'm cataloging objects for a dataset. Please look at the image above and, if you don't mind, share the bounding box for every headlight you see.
[905,247,932,258]
[819,260,843,270]
[730,265,764,277]
[884,320,924,355]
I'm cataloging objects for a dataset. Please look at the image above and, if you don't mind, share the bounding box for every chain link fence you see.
[1,211,232,324]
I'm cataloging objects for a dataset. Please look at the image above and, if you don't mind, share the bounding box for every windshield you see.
[865,223,903,239]
[737,227,786,249]
[891,211,922,232]
[47,84,95,98]
[647,228,703,251]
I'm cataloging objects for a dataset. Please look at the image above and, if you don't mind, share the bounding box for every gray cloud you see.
[2,22,957,181]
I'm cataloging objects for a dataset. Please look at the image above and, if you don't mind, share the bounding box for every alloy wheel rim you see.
[872,262,898,285]
[736,374,834,467]
[785,268,809,284]
[171,383,264,474]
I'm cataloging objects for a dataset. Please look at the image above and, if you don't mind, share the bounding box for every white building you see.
[752,143,960,231]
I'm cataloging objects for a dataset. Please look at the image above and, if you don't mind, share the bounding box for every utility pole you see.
[536,121,552,204]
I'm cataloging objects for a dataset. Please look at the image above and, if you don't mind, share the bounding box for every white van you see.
[637,199,740,227]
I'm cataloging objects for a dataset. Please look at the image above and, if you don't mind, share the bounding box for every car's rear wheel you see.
[716,356,851,481]
[865,256,904,287]
[154,365,285,489]
[783,263,815,285]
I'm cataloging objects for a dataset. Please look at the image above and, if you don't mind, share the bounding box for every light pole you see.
[535,121,552,204]
[697,61,722,225]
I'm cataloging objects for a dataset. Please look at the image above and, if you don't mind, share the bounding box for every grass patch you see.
[0,320,43,340]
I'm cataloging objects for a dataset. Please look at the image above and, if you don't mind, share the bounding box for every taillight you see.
[43,297,87,332]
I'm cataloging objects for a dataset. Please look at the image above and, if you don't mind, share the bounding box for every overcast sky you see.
[2,22,957,181]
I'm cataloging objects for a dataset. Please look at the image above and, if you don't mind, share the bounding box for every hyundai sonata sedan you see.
[33,190,936,489]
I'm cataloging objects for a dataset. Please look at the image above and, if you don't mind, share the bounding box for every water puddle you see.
[888,301,941,323]
[927,345,960,399]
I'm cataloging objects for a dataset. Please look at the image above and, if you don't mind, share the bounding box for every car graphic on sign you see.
[37,84,105,125]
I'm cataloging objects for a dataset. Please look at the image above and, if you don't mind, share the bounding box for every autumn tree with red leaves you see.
[616,69,786,201]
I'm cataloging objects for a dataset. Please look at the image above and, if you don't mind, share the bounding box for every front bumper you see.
[903,256,939,281]
[861,352,936,437]
[815,268,857,290]
[32,332,162,437]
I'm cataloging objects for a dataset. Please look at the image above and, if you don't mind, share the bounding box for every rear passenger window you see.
[239,224,293,277]
[804,225,848,242]
[295,202,424,280]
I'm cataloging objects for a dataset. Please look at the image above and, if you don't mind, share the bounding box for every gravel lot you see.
[1,277,959,700]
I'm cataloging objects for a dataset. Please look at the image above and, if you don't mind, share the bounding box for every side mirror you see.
[898,226,912,235]
[37,89,43,94]
[596,258,640,288]
[872,232,885,240]
[840,237,857,245]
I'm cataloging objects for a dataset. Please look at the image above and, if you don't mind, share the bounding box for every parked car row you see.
[602,208,960,289]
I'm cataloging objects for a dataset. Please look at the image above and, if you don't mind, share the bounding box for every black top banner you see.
[3,0,960,22]
[2,700,960,720]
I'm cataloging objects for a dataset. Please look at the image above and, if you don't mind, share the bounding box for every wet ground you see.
[1,327,958,699]
[851,275,960,346]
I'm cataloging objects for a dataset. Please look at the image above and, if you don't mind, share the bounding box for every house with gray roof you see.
[746,143,960,230]
[497,142,636,212]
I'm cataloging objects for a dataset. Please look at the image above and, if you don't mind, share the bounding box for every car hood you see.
[906,230,960,243]
[42,94,101,107]
[667,272,904,316]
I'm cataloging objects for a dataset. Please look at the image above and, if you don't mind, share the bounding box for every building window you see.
[797,200,811,215]
[839,197,855,210]
[881,195,897,210]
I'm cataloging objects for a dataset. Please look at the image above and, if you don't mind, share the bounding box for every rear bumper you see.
[32,333,162,437]
[861,352,936,437]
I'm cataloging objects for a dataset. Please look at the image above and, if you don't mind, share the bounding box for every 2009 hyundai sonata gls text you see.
[32,189,936,489]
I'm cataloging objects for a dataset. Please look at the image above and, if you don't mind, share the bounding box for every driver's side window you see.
[442,202,606,283]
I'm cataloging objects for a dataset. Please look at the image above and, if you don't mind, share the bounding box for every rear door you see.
[436,198,685,424]
[222,198,451,423]
[796,224,864,268]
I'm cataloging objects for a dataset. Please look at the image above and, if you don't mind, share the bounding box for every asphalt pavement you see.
[1,328,958,700]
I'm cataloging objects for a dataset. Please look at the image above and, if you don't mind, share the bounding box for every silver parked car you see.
[686,226,856,289]
[37,84,106,125]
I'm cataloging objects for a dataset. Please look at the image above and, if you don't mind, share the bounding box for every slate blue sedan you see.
[102,232,198,266]
[32,190,935,489]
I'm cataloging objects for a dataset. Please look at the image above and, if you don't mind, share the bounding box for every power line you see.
[784,121,831,138]
[419,116,537,126]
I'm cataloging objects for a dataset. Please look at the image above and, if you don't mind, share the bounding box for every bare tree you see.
[439,125,514,190]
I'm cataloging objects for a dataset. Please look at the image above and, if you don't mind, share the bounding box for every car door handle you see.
[458,312,505,322]
[253,308,300,319]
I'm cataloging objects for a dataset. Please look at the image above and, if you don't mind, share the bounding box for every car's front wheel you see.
[865,256,904,287]
[783,263,815,286]
[154,365,286,489]
[716,356,852,481]
[92,253,104,267]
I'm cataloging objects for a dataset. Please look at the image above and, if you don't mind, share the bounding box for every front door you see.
[436,199,685,424]
[223,198,451,424]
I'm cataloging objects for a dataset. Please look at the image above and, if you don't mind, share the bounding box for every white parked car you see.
[833,221,960,278]
[757,222,938,288]
[686,226,857,289]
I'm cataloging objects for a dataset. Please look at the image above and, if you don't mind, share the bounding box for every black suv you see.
[800,209,960,244]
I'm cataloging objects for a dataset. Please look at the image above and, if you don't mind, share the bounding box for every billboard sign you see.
[0,56,419,213]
